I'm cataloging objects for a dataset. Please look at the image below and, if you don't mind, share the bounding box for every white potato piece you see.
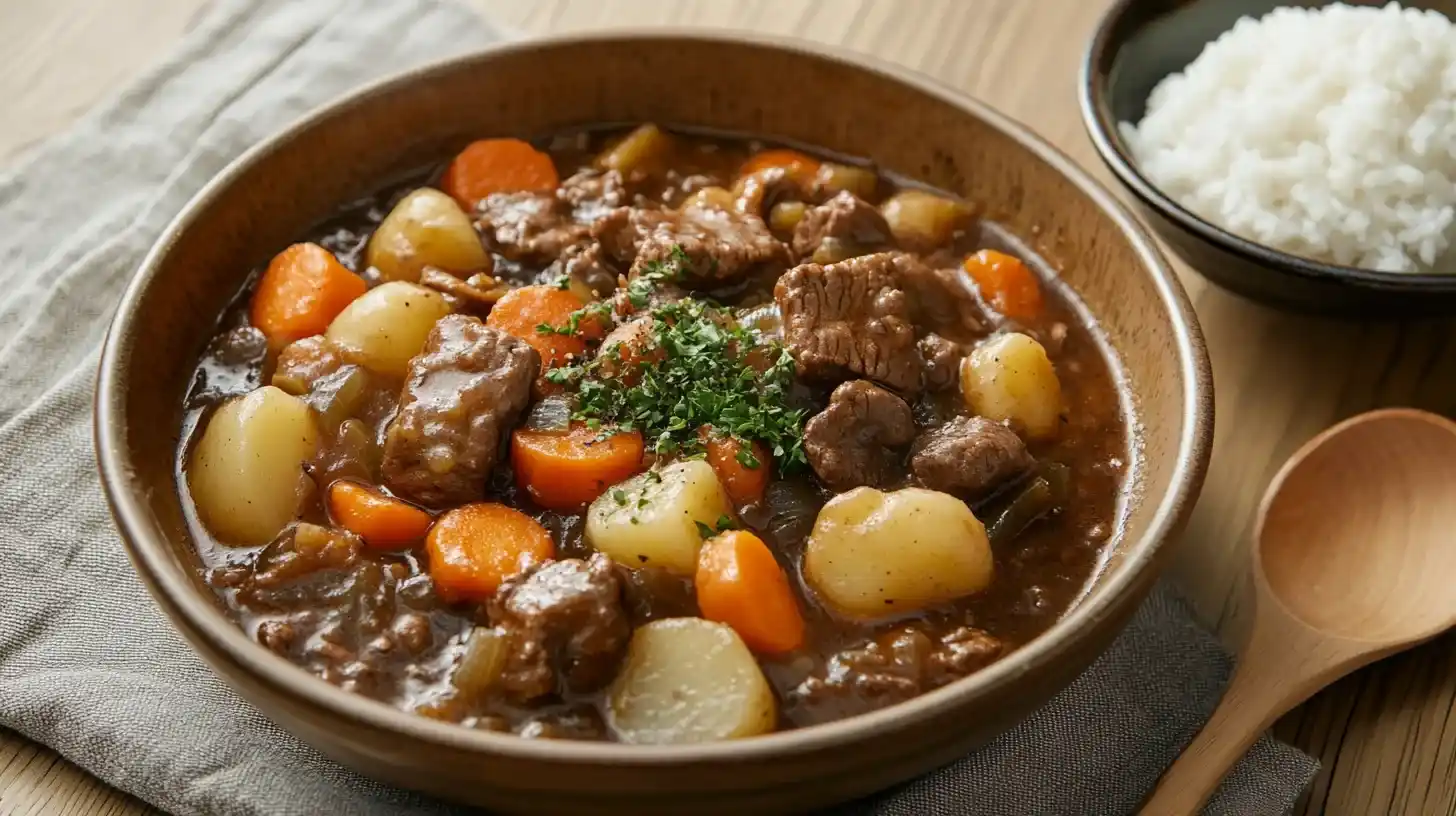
[960,332,1064,440]
[325,281,451,378]
[597,123,674,174]
[188,386,320,546]
[813,162,878,200]
[804,487,993,619]
[585,460,734,575]
[880,189,972,247]
[365,189,490,283]
[608,618,776,744]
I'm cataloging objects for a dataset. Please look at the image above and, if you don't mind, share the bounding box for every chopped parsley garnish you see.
[544,245,807,473]
[695,514,740,540]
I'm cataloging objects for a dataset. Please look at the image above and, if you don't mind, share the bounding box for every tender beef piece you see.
[593,205,790,285]
[774,252,923,393]
[898,261,988,338]
[380,316,538,506]
[617,564,699,625]
[919,333,966,392]
[791,626,1003,719]
[476,192,590,263]
[272,335,344,394]
[804,380,916,490]
[488,553,631,701]
[910,415,1034,498]
[546,243,619,298]
[558,168,628,223]
[230,524,419,696]
[791,191,894,264]
[418,267,508,314]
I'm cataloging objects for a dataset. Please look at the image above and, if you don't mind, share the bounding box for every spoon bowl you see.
[1257,409,1456,644]
[1143,408,1456,814]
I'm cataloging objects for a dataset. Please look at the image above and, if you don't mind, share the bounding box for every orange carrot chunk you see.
[963,249,1043,322]
[699,426,771,507]
[249,243,367,349]
[327,481,433,551]
[441,138,559,209]
[512,424,646,511]
[739,148,822,186]
[695,530,806,656]
[425,503,555,603]
[486,284,605,375]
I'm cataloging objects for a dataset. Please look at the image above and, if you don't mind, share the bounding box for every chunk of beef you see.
[381,316,538,506]
[898,261,988,338]
[918,333,966,392]
[546,242,619,298]
[790,626,1003,722]
[558,168,629,223]
[910,415,1034,498]
[272,335,344,394]
[476,192,590,263]
[616,564,699,625]
[593,205,790,285]
[791,191,894,264]
[804,380,916,490]
[489,553,630,701]
[774,252,922,393]
[419,268,509,315]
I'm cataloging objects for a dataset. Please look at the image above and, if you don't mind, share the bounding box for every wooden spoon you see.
[1141,408,1456,815]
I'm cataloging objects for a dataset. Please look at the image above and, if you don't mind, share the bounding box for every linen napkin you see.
[0,0,1318,813]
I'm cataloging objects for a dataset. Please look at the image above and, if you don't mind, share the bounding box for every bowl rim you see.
[96,28,1213,768]
[1078,0,1456,292]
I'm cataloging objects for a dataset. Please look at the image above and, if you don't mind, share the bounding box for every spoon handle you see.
[1139,614,1360,815]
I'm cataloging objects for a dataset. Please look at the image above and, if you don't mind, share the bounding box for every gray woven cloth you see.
[0,1,1317,814]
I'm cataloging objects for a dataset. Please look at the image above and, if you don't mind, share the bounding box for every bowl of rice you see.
[1081,0,1456,315]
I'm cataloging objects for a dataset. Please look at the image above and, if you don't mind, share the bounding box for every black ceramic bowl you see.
[1080,0,1456,317]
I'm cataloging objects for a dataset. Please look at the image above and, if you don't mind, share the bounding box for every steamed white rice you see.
[1120,2,1456,273]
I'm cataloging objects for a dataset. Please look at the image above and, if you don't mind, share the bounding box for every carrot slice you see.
[695,530,805,655]
[699,426,771,506]
[486,285,606,375]
[739,148,822,185]
[249,243,367,349]
[327,481,433,551]
[441,138,559,209]
[512,423,646,511]
[425,503,555,603]
[963,249,1043,322]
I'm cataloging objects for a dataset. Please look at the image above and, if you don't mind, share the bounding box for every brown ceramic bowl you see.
[96,32,1212,816]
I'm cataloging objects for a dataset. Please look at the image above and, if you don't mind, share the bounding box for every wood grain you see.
[2,0,1454,814]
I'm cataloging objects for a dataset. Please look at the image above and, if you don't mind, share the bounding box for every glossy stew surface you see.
[179,125,1130,743]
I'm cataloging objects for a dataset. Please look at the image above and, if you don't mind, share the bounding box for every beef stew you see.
[178,125,1131,743]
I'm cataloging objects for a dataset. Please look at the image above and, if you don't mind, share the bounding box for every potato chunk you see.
[597,123,674,175]
[880,189,972,248]
[585,460,734,575]
[803,487,993,619]
[608,618,776,744]
[325,281,451,378]
[188,386,320,546]
[960,332,1064,440]
[366,188,490,283]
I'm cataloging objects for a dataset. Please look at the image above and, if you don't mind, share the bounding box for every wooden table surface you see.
[5,0,1456,814]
